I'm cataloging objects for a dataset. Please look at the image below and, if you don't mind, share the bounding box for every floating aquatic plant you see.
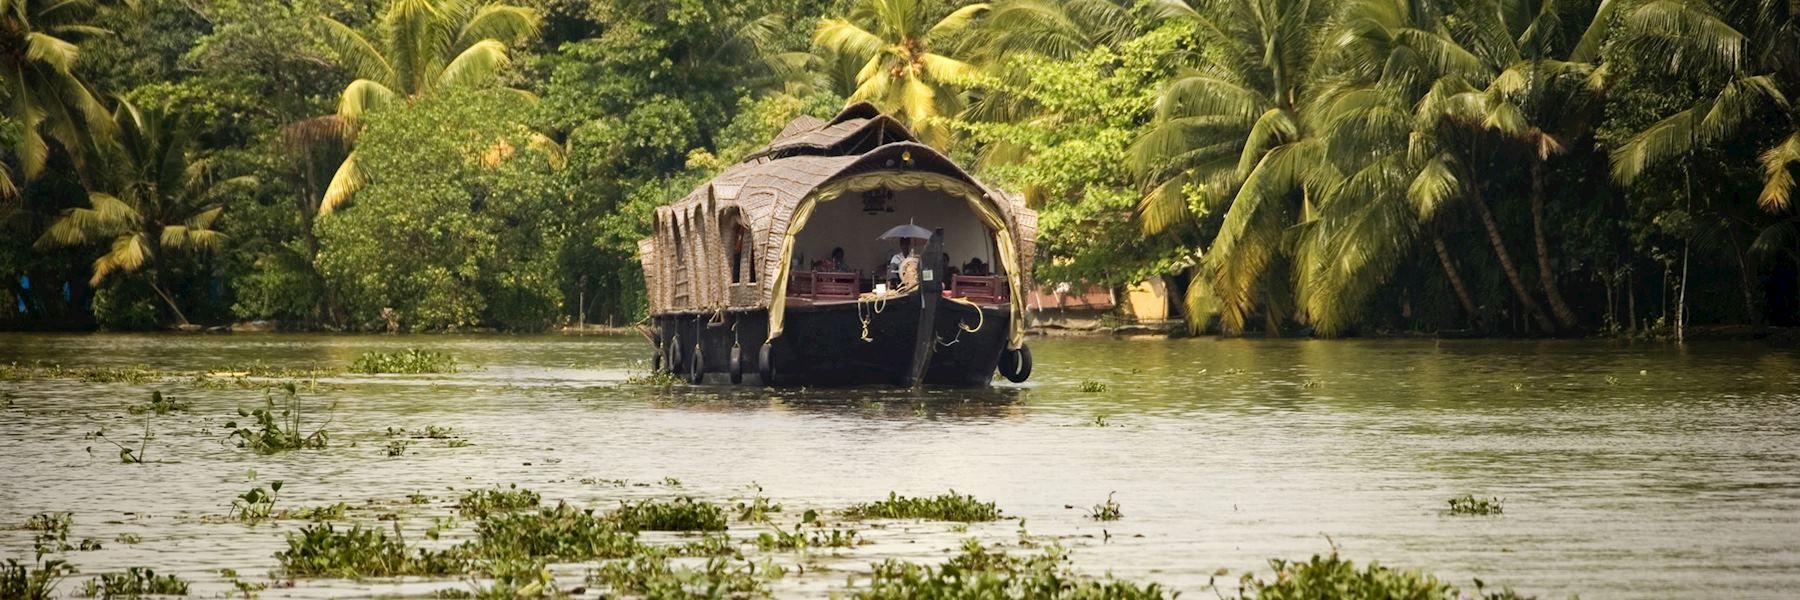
[754,524,863,552]
[1077,379,1107,393]
[853,539,1167,599]
[588,552,782,599]
[1446,495,1504,516]
[230,480,282,523]
[472,502,639,561]
[732,484,782,523]
[276,523,469,578]
[1086,492,1122,521]
[456,485,541,518]
[608,497,727,532]
[0,558,75,600]
[125,391,189,415]
[351,349,459,374]
[1228,550,1537,599]
[23,513,74,557]
[843,491,1004,522]
[226,383,330,454]
[81,567,190,598]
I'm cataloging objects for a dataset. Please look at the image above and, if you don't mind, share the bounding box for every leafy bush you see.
[230,246,324,322]
[456,485,540,518]
[91,281,161,331]
[226,383,330,453]
[844,491,1004,522]
[351,349,459,374]
[607,497,727,532]
[81,568,190,598]
[854,540,1168,599]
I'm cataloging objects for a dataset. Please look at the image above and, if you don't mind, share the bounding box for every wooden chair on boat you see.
[952,275,1004,304]
[812,272,859,300]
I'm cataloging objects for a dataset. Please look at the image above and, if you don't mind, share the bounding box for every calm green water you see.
[1,333,1797,598]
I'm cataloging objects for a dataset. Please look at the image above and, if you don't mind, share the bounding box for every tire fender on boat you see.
[729,345,744,384]
[667,334,682,376]
[688,340,705,384]
[758,342,776,385]
[999,345,1032,383]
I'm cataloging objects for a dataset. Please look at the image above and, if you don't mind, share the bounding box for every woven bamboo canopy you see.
[639,103,1038,346]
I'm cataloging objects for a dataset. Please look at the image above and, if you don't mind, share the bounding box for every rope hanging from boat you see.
[856,292,889,342]
[947,296,984,333]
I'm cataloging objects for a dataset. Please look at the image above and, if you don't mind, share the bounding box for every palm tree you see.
[35,101,254,325]
[1128,0,1332,334]
[1611,0,1798,215]
[314,0,539,214]
[814,0,990,146]
[1306,0,1571,334]
[0,0,123,194]
[1440,0,1614,331]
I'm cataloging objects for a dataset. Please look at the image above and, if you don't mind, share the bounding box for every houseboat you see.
[637,103,1037,387]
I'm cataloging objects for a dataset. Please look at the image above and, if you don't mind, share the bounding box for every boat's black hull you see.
[650,293,1011,387]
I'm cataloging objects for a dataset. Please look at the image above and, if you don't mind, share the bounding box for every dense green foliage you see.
[1,0,1795,335]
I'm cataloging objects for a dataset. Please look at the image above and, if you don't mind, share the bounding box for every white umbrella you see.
[878,222,933,240]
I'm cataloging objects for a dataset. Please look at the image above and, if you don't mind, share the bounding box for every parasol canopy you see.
[879,222,933,240]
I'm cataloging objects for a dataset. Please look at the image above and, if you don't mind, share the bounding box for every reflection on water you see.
[1,333,1798,598]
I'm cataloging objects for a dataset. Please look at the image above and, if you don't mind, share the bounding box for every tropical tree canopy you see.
[34,99,253,324]
[0,0,123,193]
[315,0,540,213]
[814,0,989,146]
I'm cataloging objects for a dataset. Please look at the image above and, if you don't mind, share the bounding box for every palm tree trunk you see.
[148,275,191,326]
[1530,160,1578,329]
[1469,182,1557,333]
[1725,227,1761,329]
[1431,235,1480,327]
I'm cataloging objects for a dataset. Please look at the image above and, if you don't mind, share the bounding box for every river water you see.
[1,333,1797,598]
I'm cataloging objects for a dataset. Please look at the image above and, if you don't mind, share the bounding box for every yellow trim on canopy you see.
[765,171,1027,349]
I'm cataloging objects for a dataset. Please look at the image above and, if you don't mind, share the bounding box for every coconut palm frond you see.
[36,192,140,248]
[815,18,886,59]
[453,4,537,51]
[1621,0,1745,74]
[24,31,80,74]
[438,39,511,90]
[924,3,991,43]
[339,79,400,121]
[315,16,397,85]
[90,233,151,286]
[321,150,368,214]
[1758,133,1800,213]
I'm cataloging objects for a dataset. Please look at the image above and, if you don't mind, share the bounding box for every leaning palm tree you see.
[1127,0,1333,334]
[1611,0,1798,215]
[314,0,539,213]
[0,0,123,194]
[814,0,990,146]
[35,101,254,325]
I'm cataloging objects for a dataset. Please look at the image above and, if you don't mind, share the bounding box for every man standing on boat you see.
[887,238,914,288]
